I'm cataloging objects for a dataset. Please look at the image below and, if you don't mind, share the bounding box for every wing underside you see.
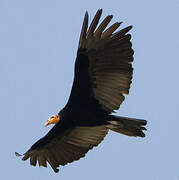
[77,9,134,113]
[16,125,108,172]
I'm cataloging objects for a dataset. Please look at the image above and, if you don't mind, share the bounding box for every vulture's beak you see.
[44,114,60,127]
[44,120,50,127]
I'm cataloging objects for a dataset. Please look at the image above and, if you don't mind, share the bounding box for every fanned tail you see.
[107,115,147,137]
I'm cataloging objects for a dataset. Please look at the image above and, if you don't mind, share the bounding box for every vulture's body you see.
[16,9,147,173]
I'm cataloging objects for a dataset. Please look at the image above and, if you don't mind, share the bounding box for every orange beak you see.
[44,114,60,127]
[44,121,50,127]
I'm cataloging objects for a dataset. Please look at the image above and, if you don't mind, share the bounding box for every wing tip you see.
[128,25,133,31]
[54,168,59,173]
[15,152,23,157]
[97,8,103,13]
[85,11,89,18]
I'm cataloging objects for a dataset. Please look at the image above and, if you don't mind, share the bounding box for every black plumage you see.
[16,9,147,173]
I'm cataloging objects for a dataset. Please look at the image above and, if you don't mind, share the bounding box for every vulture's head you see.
[44,114,60,127]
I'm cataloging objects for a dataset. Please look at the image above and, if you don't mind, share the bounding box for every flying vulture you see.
[16,9,147,173]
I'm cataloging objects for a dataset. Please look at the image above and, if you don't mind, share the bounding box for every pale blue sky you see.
[1,0,179,179]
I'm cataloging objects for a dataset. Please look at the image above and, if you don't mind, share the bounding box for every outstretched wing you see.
[16,10,134,173]
[16,124,108,172]
[67,9,134,113]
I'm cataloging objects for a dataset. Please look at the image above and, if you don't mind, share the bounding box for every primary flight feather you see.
[16,9,147,173]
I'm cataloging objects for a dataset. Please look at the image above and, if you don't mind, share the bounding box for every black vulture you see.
[16,9,147,173]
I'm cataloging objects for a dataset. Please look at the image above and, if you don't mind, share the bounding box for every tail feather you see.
[107,115,147,137]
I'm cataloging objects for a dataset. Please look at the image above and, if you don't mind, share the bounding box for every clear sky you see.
[1,0,179,179]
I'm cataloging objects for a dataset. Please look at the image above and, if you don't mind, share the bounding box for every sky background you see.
[1,0,179,179]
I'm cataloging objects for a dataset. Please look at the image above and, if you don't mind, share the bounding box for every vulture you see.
[16,9,147,173]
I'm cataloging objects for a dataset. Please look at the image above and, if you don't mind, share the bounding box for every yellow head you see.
[44,114,60,127]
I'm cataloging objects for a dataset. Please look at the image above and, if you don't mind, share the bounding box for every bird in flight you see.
[16,9,147,173]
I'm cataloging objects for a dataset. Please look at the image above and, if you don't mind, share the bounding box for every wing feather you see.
[78,12,88,49]
[17,125,108,172]
[94,15,113,38]
[86,9,102,39]
[76,10,134,112]
[101,22,121,39]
